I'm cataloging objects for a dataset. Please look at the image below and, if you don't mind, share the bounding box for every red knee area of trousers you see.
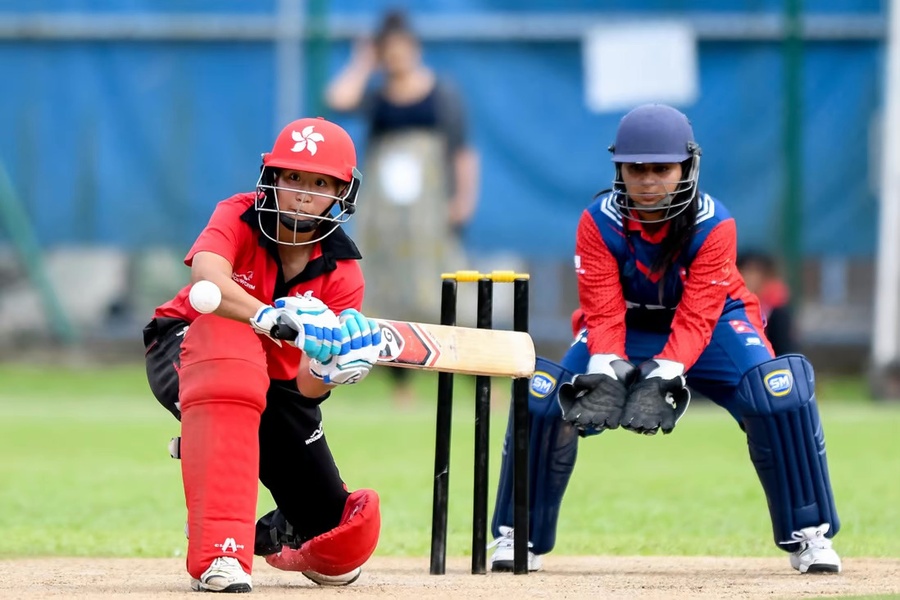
[181,314,265,365]
[179,315,269,412]
[264,489,381,575]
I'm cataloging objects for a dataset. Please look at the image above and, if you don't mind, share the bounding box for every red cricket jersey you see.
[154,193,365,380]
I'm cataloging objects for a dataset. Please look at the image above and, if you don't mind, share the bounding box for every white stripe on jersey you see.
[695,193,715,224]
[599,193,622,225]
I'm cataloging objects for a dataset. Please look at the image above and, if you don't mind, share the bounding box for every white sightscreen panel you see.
[583,21,698,113]
[873,0,900,366]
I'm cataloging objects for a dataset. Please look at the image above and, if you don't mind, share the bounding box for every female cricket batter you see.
[143,117,382,592]
[489,104,842,575]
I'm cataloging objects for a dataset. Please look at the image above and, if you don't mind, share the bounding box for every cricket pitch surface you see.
[3,556,899,598]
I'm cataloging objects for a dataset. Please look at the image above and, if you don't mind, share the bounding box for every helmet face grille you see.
[608,104,701,223]
[254,166,361,246]
[254,118,361,246]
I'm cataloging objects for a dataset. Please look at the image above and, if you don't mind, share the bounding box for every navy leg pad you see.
[491,357,579,555]
[736,354,840,550]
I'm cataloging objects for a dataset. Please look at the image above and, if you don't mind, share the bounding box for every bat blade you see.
[374,319,535,378]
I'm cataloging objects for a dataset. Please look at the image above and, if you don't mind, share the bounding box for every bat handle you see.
[270,322,299,341]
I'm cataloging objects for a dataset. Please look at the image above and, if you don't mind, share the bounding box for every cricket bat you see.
[271,319,535,378]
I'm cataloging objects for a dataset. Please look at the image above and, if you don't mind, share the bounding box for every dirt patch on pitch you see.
[2,556,899,599]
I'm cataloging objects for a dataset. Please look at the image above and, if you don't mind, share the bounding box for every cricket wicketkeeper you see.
[488,104,842,576]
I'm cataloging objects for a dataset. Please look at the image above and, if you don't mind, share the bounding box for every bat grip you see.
[270,322,299,341]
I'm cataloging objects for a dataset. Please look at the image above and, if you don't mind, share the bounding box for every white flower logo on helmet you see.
[290,126,325,155]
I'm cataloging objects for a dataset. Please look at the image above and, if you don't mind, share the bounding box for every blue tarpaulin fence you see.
[0,1,885,260]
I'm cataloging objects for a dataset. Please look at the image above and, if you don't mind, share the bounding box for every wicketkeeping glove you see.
[268,294,345,362]
[619,359,691,435]
[309,309,382,385]
[558,354,636,433]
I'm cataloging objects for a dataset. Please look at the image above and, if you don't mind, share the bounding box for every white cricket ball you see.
[189,280,222,314]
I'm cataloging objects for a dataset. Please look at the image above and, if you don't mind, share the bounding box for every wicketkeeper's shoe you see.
[488,526,542,572]
[301,568,362,586]
[191,557,253,593]
[788,523,842,574]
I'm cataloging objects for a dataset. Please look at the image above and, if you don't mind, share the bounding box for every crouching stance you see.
[144,117,382,592]
[489,103,841,574]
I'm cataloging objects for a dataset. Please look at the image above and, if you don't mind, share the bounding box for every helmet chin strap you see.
[278,213,318,233]
[277,201,338,235]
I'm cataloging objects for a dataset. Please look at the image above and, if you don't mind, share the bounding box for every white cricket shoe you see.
[191,557,253,593]
[788,523,842,574]
[488,526,542,572]
[302,567,361,586]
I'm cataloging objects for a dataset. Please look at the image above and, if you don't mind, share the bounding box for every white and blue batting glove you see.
[272,295,345,362]
[250,305,284,346]
[310,311,382,385]
[336,308,382,356]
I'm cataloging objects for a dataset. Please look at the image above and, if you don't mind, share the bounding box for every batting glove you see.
[336,308,382,355]
[250,305,284,346]
[271,294,345,362]
[310,310,382,385]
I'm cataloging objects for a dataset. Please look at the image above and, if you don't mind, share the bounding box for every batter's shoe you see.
[788,523,842,574]
[191,557,253,593]
[301,568,362,586]
[488,526,542,572]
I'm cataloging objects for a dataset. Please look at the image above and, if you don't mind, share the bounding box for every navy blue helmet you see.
[608,104,701,222]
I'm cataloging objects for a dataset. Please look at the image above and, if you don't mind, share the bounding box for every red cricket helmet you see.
[263,117,358,182]
[256,117,363,246]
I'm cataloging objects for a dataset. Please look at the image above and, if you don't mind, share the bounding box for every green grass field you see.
[1,364,898,561]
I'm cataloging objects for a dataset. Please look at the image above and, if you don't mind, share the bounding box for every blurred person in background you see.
[737,250,797,356]
[143,117,382,592]
[488,104,842,576]
[325,9,480,408]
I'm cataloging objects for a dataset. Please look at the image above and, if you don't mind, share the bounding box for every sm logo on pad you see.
[530,372,557,398]
[764,369,793,396]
